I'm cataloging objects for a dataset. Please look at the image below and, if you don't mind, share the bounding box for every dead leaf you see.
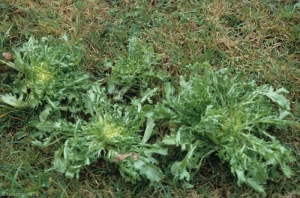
[114,152,139,163]
[189,20,198,30]
[2,52,14,61]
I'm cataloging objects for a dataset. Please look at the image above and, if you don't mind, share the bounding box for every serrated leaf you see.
[0,94,29,108]
[164,83,175,102]
[65,165,81,179]
[143,145,168,156]
[262,87,290,110]
[235,169,246,185]
[171,144,197,181]
[32,134,56,148]
[118,163,140,183]
[36,121,61,132]
[281,164,294,178]
[279,109,291,120]
[140,88,158,104]
[53,148,67,173]
[39,106,52,122]
[171,161,190,181]
[134,160,164,183]
[245,178,266,197]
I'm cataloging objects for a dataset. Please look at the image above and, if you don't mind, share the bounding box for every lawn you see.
[0,0,300,197]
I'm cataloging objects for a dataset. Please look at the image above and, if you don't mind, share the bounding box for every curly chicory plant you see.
[0,35,90,115]
[106,37,162,100]
[151,62,296,196]
[34,84,166,183]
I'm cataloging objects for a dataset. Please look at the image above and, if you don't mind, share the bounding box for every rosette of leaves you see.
[33,85,166,183]
[39,109,167,183]
[0,35,90,116]
[106,37,161,100]
[152,62,297,196]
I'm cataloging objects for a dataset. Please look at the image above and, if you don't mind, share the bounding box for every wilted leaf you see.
[114,152,139,163]
[2,52,13,61]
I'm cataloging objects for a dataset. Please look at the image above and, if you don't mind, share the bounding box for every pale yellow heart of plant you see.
[103,123,123,139]
[33,62,53,83]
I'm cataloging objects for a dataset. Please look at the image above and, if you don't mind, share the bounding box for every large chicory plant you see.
[152,62,296,196]
[34,84,166,183]
[0,35,90,115]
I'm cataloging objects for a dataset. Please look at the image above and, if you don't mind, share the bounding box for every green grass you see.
[1,0,300,197]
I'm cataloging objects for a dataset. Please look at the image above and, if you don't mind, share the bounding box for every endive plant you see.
[34,85,166,183]
[106,37,162,100]
[151,62,297,196]
[0,35,90,113]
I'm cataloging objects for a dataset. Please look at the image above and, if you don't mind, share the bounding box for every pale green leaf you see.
[171,144,197,181]
[36,121,61,132]
[279,109,291,120]
[39,106,52,122]
[0,94,29,108]
[164,83,175,102]
[31,140,46,148]
[171,161,190,181]
[261,87,290,110]
[143,145,168,156]
[235,169,246,185]
[65,165,81,179]
[53,148,67,173]
[245,178,266,197]
[142,118,155,143]
[134,160,164,182]
[161,135,176,145]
